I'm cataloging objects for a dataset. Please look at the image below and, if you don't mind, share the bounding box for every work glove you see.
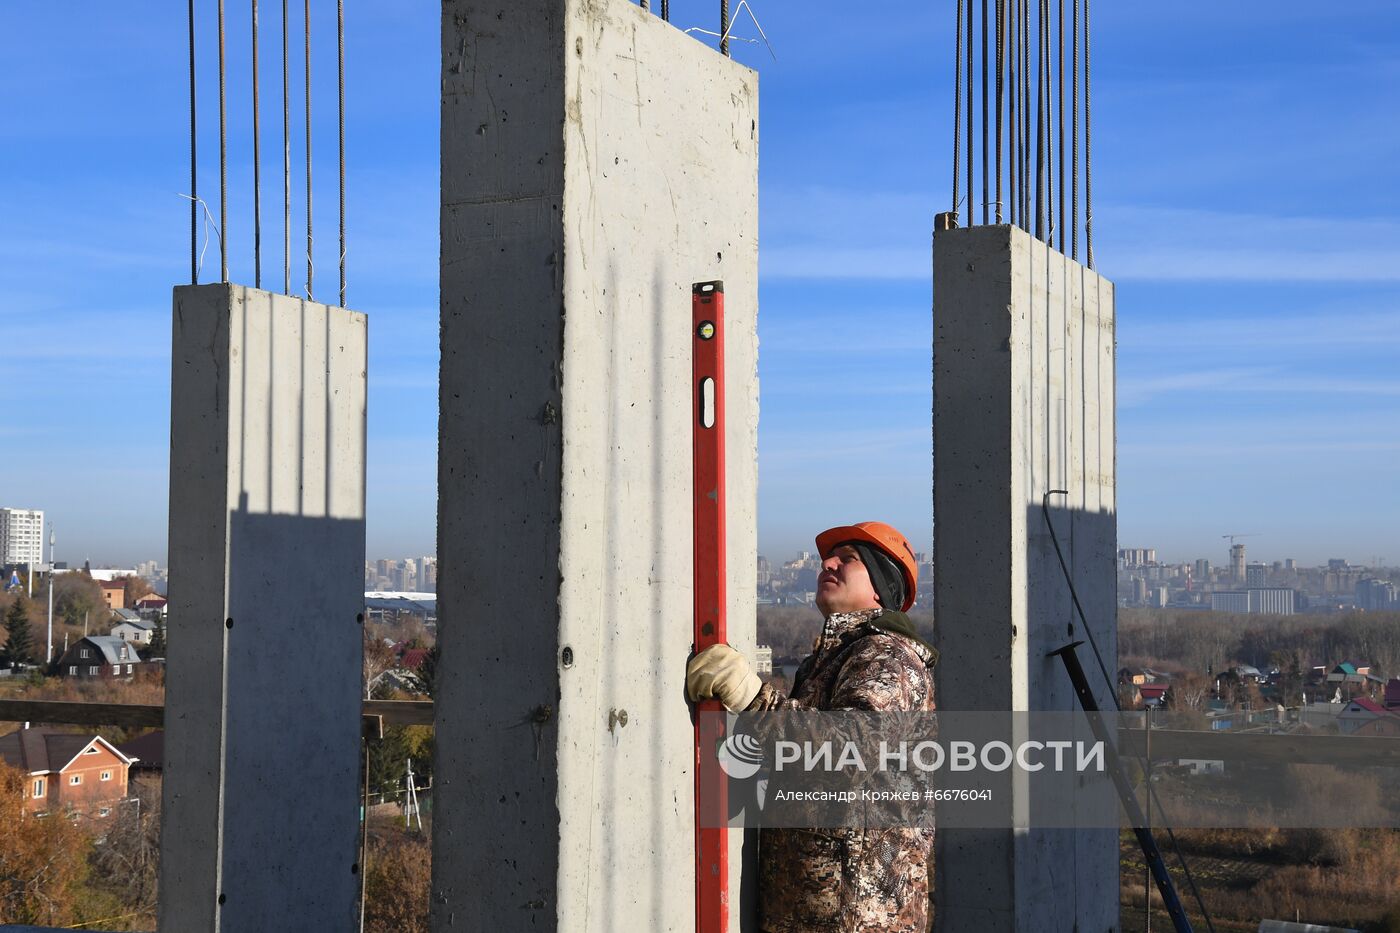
[686,644,762,712]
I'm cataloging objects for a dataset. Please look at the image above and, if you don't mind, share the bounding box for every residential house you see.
[134,593,168,618]
[56,635,150,679]
[111,616,156,646]
[116,730,164,792]
[0,725,135,817]
[98,579,126,611]
[1338,697,1400,736]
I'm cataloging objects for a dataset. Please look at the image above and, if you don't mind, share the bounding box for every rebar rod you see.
[994,0,1004,224]
[305,0,313,300]
[1084,0,1093,269]
[981,0,989,224]
[252,0,262,289]
[1043,0,1052,243]
[1008,0,1017,228]
[953,0,963,220]
[662,0,669,21]
[218,0,228,282]
[966,0,974,226]
[188,0,198,284]
[1070,0,1078,261]
[1021,0,1030,228]
[338,0,346,307]
[1034,0,1044,240]
[720,0,730,56]
[282,0,291,293]
[1057,0,1065,253]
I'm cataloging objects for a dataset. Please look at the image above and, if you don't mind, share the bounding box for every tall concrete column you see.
[434,1,758,929]
[932,225,1117,931]
[160,284,367,931]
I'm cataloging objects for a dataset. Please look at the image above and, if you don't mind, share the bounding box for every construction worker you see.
[687,521,937,933]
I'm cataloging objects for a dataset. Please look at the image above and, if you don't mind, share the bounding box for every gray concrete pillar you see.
[434,0,758,929]
[160,284,367,932]
[932,225,1118,931]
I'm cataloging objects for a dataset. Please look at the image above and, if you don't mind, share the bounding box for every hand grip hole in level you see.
[700,378,715,428]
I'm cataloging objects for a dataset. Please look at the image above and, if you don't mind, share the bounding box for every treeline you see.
[1119,608,1400,678]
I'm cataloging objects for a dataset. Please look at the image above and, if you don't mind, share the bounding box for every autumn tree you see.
[0,762,93,926]
[147,614,167,656]
[3,597,35,668]
[51,573,106,629]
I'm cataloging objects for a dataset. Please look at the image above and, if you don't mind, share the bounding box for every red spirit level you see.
[692,280,728,933]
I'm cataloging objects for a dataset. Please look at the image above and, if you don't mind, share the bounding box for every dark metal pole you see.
[1048,643,1194,933]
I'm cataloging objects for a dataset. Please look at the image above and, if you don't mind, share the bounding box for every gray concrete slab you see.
[160,284,367,932]
[931,225,1117,931]
[435,1,758,929]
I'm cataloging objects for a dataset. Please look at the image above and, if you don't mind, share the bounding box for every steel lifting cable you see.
[965,0,974,226]
[188,0,198,285]
[218,0,228,283]
[952,0,963,221]
[1057,0,1065,254]
[981,0,989,224]
[1083,0,1093,269]
[252,0,262,289]
[994,0,1005,224]
[282,0,291,295]
[305,0,314,300]
[338,0,346,307]
[1070,0,1078,261]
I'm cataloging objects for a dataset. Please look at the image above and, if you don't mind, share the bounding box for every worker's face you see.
[815,545,882,615]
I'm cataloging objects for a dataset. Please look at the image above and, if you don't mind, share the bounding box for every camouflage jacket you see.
[748,607,937,933]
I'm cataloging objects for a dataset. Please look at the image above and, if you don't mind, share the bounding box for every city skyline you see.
[3,2,1398,567]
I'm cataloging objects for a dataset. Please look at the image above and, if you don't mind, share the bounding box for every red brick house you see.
[0,726,135,817]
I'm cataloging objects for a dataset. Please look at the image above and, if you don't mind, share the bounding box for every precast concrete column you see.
[160,284,367,932]
[931,225,1117,931]
[435,0,758,929]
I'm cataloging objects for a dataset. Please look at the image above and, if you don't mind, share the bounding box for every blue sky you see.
[1,1,1397,569]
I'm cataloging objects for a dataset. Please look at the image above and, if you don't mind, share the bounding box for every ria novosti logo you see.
[716,730,764,780]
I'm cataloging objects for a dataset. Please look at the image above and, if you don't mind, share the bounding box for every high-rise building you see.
[0,508,44,568]
[1194,558,1211,580]
[1229,544,1246,583]
[1246,563,1268,587]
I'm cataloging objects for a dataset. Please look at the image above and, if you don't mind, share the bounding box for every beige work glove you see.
[686,644,762,712]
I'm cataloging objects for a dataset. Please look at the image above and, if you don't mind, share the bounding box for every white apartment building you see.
[0,508,44,567]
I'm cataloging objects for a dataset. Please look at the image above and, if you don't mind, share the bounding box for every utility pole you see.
[45,526,55,668]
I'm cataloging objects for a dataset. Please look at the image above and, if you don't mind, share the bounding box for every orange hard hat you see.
[815,521,919,612]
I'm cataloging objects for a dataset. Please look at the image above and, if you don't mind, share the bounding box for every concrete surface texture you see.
[434,0,758,929]
[160,284,367,932]
[931,225,1118,931]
